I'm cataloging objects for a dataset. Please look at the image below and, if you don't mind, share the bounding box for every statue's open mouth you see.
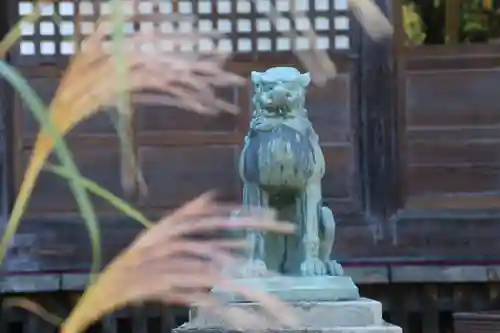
[265,105,290,117]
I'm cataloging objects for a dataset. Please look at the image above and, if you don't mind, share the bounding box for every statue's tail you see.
[320,206,336,262]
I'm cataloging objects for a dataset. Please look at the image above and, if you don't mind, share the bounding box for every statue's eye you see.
[260,83,272,91]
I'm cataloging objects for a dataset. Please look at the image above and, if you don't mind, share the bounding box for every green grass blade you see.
[109,0,138,195]
[45,163,151,228]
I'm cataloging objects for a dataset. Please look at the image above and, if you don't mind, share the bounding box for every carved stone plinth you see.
[211,276,360,302]
[174,277,402,333]
[175,298,401,333]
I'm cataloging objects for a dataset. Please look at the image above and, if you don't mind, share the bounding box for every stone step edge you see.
[190,298,383,319]
[176,323,402,333]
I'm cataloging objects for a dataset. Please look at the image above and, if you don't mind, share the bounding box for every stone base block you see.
[192,298,382,328]
[177,326,402,333]
[211,276,360,302]
[175,276,401,333]
[176,298,402,333]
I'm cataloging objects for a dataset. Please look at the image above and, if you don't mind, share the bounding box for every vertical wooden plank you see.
[488,283,500,309]
[405,284,423,333]
[445,0,461,44]
[471,283,490,311]
[421,284,439,333]
[390,284,410,332]
[379,285,392,322]
[131,304,148,333]
[175,307,189,328]
[454,284,472,312]
[3,307,23,333]
[113,308,131,333]
[0,301,9,333]
[102,315,118,333]
[160,305,175,333]
[0,316,7,333]
[0,0,8,42]
[359,0,396,239]
[391,0,409,222]
[25,313,54,333]
[437,284,454,333]
[438,284,455,312]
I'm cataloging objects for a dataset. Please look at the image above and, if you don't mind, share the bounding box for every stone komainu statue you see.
[238,67,343,277]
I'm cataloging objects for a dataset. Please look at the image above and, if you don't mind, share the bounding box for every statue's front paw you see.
[300,258,328,276]
[240,259,268,278]
[326,260,344,276]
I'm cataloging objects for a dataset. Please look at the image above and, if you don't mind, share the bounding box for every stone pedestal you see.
[211,276,360,302]
[174,277,402,333]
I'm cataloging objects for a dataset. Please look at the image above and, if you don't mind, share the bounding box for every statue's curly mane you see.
[242,69,318,191]
[241,123,318,191]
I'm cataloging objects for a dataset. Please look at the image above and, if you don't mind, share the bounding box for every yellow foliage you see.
[403,3,427,45]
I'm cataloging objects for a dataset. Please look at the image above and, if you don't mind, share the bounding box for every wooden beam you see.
[3,264,500,293]
[445,0,461,44]
[359,0,396,240]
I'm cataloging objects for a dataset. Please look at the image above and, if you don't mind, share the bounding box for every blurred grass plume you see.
[61,193,300,333]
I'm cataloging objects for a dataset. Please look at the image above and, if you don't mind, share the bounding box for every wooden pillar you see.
[358,0,396,240]
[445,0,461,44]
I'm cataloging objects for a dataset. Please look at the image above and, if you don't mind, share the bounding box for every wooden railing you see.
[2,282,500,333]
[0,295,188,333]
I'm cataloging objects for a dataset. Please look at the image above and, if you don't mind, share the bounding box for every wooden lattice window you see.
[15,0,352,64]
[18,1,76,61]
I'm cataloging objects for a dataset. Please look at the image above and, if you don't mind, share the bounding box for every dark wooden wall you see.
[3,0,500,277]
[3,0,367,273]
[393,45,500,212]
[332,0,500,262]
[16,60,360,216]
[10,61,362,272]
[382,43,500,260]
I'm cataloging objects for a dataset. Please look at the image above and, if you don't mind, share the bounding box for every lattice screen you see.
[16,0,351,60]
[18,1,76,57]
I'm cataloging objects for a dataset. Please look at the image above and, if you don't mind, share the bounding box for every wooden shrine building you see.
[1,0,500,332]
